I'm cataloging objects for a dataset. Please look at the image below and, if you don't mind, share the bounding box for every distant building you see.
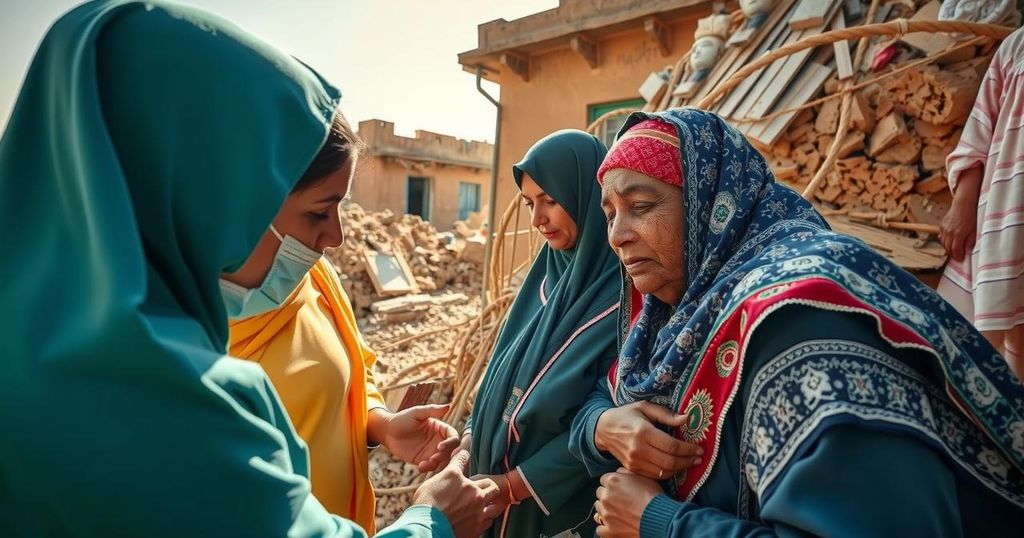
[353,119,493,230]
[458,0,716,231]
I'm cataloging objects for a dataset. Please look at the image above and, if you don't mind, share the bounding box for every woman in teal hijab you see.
[463,130,619,537]
[0,2,500,536]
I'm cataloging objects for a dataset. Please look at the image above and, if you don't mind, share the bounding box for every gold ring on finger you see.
[594,512,603,526]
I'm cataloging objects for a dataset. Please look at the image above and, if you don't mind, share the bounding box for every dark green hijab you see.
[0,2,383,535]
[470,130,620,535]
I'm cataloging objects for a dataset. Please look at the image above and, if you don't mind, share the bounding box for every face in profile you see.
[272,159,354,253]
[222,158,354,288]
[519,172,579,251]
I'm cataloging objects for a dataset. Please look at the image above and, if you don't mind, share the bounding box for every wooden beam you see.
[746,62,833,148]
[741,0,841,120]
[789,0,838,30]
[832,11,854,79]
[899,1,954,55]
[499,51,530,82]
[740,27,810,120]
[689,0,799,107]
[569,34,599,69]
[717,20,792,118]
[827,218,946,271]
[716,18,794,119]
[644,17,672,57]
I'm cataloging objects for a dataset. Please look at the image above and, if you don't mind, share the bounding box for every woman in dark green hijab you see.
[465,130,621,538]
[0,2,499,536]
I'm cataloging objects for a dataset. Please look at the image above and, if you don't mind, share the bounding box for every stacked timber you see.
[643,0,1013,272]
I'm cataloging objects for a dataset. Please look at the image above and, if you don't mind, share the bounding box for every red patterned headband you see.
[597,119,684,187]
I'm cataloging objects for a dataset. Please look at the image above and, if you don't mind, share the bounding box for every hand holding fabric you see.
[374,404,459,472]
[413,450,505,537]
[594,468,662,538]
[594,401,703,479]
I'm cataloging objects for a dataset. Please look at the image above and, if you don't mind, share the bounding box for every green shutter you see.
[587,98,646,124]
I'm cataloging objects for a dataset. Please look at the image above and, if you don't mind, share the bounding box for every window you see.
[587,98,647,148]
[458,182,481,221]
[406,176,431,221]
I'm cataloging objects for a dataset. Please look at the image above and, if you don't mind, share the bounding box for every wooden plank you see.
[718,22,793,118]
[370,293,432,313]
[736,27,805,120]
[711,1,797,114]
[899,2,954,55]
[827,217,945,271]
[743,1,841,120]
[691,0,799,106]
[746,62,833,147]
[789,0,838,30]
[431,293,469,307]
[728,27,757,48]
[897,0,974,65]
[832,11,854,79]
[745,46,834,143]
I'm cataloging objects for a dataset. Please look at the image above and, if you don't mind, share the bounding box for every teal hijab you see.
[470,130,620,536]
[0,2,395,535]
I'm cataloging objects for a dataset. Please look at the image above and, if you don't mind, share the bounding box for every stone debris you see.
[361,293,483,529]
[325,202,483,317]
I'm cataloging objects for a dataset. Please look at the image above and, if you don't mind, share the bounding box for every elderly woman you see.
[569,109,1024,537]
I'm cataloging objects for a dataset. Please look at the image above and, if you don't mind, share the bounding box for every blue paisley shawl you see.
[608,108,1024,511]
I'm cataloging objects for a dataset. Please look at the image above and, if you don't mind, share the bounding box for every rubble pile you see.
[325,202,484,316]
[767,59,985,226]
[361,294,483,528]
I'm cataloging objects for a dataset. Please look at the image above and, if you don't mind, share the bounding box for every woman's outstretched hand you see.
[370,404,459,472]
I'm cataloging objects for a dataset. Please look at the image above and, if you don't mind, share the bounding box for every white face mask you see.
[219,224,322,319]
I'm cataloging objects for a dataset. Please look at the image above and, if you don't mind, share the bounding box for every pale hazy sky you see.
[0,0,559,142]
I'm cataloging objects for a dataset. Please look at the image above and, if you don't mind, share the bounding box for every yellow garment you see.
[228,259,385,533]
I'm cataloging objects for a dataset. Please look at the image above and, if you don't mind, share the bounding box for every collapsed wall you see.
[325,202,484,316]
